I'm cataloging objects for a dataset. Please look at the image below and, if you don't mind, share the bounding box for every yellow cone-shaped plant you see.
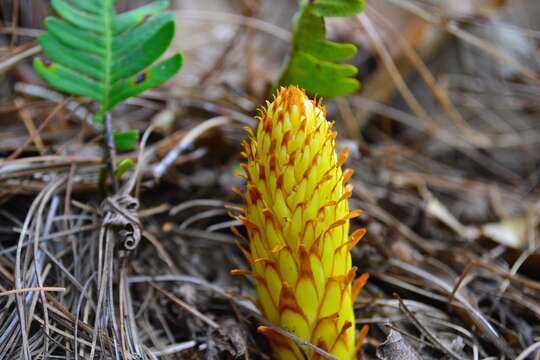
[234,86,367,359]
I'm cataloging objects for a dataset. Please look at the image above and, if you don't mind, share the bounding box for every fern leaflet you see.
[33,0,183,122]
[278,0,364,97]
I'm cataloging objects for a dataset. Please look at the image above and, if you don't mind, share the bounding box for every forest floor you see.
[1,0,540,359]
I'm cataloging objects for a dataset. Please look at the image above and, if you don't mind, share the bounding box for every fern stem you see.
[103,112,119,192]
[100,2,117,193]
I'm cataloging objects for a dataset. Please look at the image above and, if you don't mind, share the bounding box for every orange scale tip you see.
[312,315,340,343]
[239,216,261,233]
[235,240,252,261]
[348,228,367,250]
[257,325,290,344]
[257,325,273,335]
[281,85,305,102]
[330,266,357,285]
[355,325,370,356]
[234,171,246,179]
[317,312,340,324]
[318,200,337,214]
[338,148,349,167]
[230,187,242,196]
[230,225,247,239]
[230,269,252,276]
[341,320,353,332]
[327,218,347,233]
[330,321,353,350]
[332,187,353,207]
[352,273,370,301]
[230,186,246,201]
[329,274,350,286]
[346,266,358,283]
[349,209,363,219]
[343,168,354,183]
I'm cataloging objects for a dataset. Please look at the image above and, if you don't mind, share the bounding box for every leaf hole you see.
[135,73,147,84]
[41,56,52,67]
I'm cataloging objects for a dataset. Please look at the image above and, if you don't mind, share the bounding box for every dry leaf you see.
[376,329,422,360]
[481,216,530,249]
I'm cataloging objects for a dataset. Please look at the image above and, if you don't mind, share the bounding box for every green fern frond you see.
[278,0,364,97]
[33,0,183,122]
